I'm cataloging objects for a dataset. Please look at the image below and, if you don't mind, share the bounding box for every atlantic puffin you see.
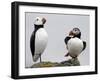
[64,28,86,58]
[30,17,48,62]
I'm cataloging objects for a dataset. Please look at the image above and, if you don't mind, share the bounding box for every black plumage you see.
[30,25,44,57]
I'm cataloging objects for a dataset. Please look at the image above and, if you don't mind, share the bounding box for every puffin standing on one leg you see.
[30,17,48,63]
[64,28,86,58]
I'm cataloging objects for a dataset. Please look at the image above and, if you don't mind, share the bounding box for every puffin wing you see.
[64,36,71,45]
[33,28,48,62]
[30,32,35,57]
[82,41,86,51]
[64,36,72,57]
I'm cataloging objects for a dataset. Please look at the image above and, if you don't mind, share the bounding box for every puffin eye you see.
[37,19,39,21]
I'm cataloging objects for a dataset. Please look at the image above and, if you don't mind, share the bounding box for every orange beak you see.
[69,30,74,37]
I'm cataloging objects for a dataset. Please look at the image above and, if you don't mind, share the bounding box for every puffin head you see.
[34,17,46,25]
[69,28,81,38]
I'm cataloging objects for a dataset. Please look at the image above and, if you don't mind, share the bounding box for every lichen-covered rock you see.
[60,58,80,66]
[30,61,59,68]
[30,58,80,68]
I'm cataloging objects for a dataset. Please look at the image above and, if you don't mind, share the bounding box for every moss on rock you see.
[31,61,59,68]
[30,58,80,68]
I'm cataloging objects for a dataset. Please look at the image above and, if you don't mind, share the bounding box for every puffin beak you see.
[42,18,46,24]
[69,30,74,37]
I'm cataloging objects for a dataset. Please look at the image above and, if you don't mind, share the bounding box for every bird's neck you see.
[34,25,44,30]
[73,35,81,39]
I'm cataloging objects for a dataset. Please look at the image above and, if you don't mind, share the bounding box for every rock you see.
[30,61,59,68]
[30,58,80,68]
[60,58,80,66]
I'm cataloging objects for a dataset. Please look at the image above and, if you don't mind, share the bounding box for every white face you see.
[34,17,46,25]
[72,28,80,35]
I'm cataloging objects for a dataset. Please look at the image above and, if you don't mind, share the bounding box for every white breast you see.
[33,28,48,61]
[67,37,83,57]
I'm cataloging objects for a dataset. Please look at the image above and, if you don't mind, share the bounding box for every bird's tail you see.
[32,54,40,62]
[65,52,69,57]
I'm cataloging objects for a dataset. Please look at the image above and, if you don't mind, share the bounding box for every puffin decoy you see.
[64,28,86,58]
[30,17,48,62]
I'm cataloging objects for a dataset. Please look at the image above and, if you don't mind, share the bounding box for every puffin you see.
[30,17,48,62]
[64,28,86,58]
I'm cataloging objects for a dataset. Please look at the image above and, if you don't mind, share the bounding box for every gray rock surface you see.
[30,58,80,68]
